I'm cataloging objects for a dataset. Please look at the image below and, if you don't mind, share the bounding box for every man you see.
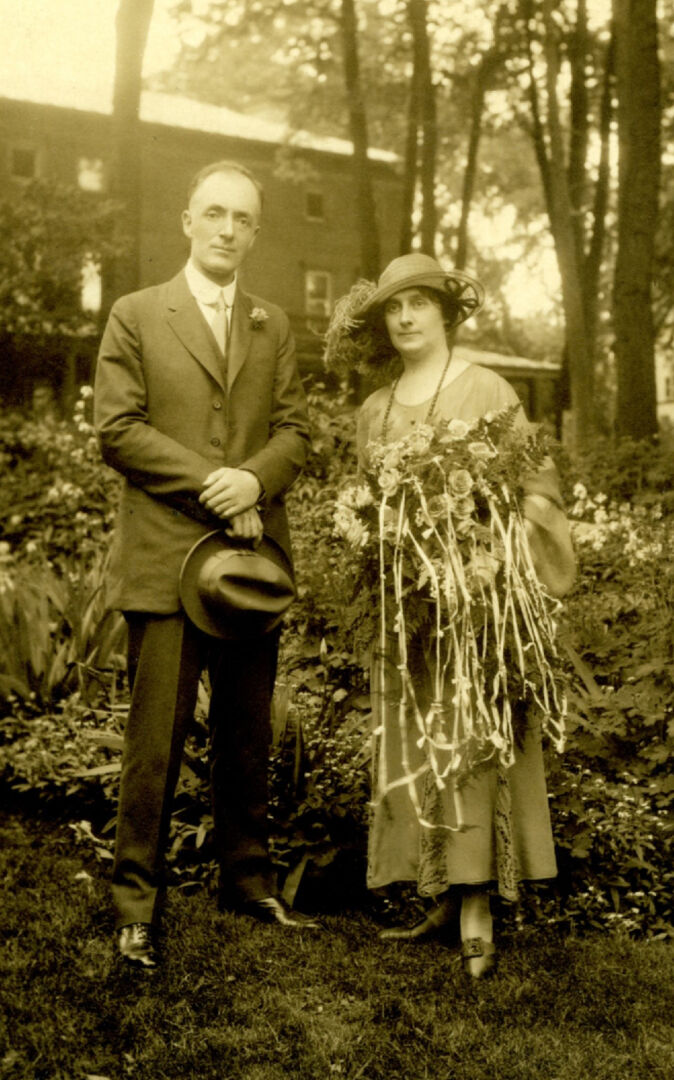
[94,160,315,971]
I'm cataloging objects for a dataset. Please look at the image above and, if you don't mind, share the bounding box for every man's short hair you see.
[187,160,264,214]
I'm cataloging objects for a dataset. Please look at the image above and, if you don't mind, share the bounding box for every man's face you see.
[181,170,261,285]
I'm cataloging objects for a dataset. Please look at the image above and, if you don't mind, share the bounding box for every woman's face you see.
[383,287,447,360]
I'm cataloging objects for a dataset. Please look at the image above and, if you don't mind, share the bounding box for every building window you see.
[77,157,105,192]
[81,256,102,315]
[305,190,325,221]
[305,270,332,329]
[9,144,39,180]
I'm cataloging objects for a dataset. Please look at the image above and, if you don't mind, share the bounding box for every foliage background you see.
[0,386,671,937]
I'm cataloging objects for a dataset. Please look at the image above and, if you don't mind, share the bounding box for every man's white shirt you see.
[184,259,236,336]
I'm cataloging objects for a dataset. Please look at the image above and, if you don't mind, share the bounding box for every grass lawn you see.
[1,812,672,1080]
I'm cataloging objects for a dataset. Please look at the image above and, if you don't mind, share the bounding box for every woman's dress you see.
[356,363,575,900]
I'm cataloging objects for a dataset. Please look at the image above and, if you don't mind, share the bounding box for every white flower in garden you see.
[352,484,374,509]
[573,482,588,500]
[334,503,370,549]
[346,520,370,549]
[337,486,357,509]
[79,385,94,399]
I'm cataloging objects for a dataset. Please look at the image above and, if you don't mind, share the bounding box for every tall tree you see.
[408,0,437,255]
[339,0,381,277]
[539,0,593,445]
[104,0,155,313]
[612,0,661,438]
[518,0,615,445]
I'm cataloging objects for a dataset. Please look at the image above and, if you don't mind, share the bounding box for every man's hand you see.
[224,507,264,544]
[199,467,261,519]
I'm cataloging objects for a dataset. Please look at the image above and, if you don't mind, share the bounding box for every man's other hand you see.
[199,467,262,519]
[224,507,264,544]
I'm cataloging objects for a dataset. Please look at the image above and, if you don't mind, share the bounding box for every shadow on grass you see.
[1,813,672,1080]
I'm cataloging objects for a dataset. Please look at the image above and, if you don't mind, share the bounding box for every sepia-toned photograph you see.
[1,1,672,1077]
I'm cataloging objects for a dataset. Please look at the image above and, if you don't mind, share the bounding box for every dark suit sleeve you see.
[94,296,216,516]
[237,312,311,498]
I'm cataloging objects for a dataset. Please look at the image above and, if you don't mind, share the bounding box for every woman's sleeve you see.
[519,431,576,600]
[502,381,576,597]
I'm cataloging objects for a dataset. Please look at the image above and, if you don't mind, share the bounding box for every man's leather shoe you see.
[118,923,159,971]
[240,895,320,929]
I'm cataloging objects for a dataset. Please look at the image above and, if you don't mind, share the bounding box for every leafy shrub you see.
[0,387,119,566]
[2,388,673,935]
[0,551,126,708]
[524,767,673,938]
[0,693,124,807]
[555,431,674,512]
[0,178,120,338]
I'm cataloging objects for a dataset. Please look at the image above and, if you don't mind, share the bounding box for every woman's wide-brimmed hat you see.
[179,531,295,640]
[357,253,485,325]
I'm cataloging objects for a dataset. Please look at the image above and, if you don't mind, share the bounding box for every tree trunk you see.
[103,0,154,317]
[455,53,492,270]
[399,62,420,254]
[523,10,554,225]
[407,0,437,256]
[539,0,594,447]
[582,30,614,366]
[567,0,589,273]
[340,0,381,279]
[612,0,660,439]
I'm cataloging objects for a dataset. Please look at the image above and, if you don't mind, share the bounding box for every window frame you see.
[304,269,333,330]
[304,190,325,222]
[8,143,40,182]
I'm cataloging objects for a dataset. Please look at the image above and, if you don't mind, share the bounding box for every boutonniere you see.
[249,307,269,330]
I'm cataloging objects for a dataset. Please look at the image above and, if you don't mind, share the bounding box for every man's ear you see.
[181,209,192,238]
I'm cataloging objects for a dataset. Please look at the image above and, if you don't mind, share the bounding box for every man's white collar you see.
[185,260,237,306]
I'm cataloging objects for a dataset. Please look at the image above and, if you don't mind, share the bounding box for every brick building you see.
[0,87,563,421]
[0,88,401,402]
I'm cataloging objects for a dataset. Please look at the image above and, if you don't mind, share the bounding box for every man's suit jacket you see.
[94,270,310,613]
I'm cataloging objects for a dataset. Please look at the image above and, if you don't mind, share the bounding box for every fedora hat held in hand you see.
[179,531,295,640]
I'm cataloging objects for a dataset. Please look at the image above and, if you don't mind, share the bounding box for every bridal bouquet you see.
[334,406,566,805]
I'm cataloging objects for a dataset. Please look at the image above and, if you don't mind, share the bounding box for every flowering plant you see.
[334,406,566,813]
[249,307,269,330]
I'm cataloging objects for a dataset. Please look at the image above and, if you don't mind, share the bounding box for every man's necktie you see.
[211,291,230,359]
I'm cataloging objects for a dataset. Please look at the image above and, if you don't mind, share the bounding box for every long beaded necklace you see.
[381,347,454,441]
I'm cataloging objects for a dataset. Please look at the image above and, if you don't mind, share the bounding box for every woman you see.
[330,253,575,978]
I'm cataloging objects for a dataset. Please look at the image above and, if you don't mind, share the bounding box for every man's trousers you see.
[111,611,280,929]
